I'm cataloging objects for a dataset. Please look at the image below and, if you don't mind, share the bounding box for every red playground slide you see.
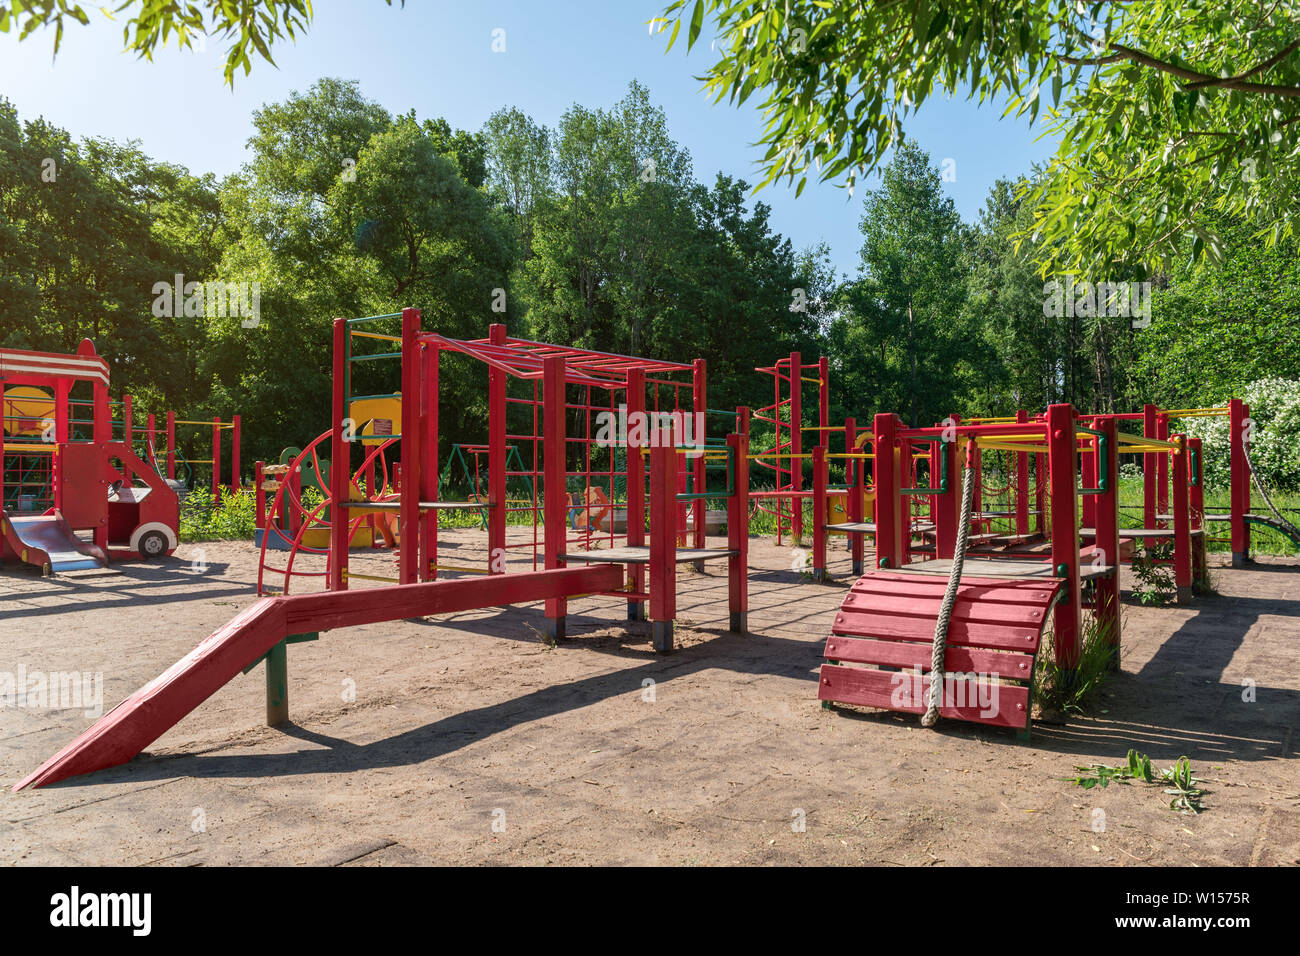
[0,509,109,575]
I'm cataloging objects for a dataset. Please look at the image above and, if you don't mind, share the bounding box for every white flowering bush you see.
[1177,379,1300,493]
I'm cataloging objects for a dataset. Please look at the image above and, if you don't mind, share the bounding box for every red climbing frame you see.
[17,311,754,789]
[752,352,828,546]
[817,404,1127,735]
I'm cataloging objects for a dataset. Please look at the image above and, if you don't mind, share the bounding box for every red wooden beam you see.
[1143,403,1158,530]
[1229,398,1250,565]
[789,350,803,547]
[811,444,827,580]
[1093,415,1121,669]
[1015,409,1030,535]
[1046,403,1082,669]
[873,413,904,570]
[14,564,624,791]
[543,355,567,640]
[649,438,676,652]
[488,323,508,574]
[398,307,422,585]
[626,368,647,621]
[1172,434,1192,602]
[330,317,349,591]
[846,416,864,576]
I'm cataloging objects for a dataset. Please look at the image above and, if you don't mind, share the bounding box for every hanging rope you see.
[1243,437,1300,541]
[921,440,978,728]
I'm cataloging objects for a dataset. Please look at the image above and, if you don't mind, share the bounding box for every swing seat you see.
[818,570,1063,733]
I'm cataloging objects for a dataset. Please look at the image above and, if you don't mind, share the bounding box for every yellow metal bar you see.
[430,564,490,575]
[351,330,403,343]
[0,443,55,453]
[170,420,235,428]
[800,376,823,385]
[1116,431,1179,450]
[801,426,844,431]
[341,570,400,584]
[1118,443,1179,455]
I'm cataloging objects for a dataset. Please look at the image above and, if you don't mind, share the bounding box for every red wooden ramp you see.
[818,570,1062,734]
[14,564,621,790]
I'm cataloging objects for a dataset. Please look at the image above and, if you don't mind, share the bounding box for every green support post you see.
[266,640,288,726]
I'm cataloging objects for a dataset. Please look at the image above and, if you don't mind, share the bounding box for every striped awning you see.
[0,346,110,387]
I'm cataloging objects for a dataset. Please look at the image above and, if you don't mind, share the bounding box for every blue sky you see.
[0,0,1058,278]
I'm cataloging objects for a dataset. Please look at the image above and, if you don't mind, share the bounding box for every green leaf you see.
[687,0,705,49]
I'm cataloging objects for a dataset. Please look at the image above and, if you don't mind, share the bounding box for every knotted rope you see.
[921,440,978,728]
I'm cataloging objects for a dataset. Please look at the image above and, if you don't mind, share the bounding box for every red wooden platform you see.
[818,570,1063,733]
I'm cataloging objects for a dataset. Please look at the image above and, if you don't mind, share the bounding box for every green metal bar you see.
[349,392,402,403]
[346,313,403,324]
[349,352,403,362]
[1079,432,1108,495]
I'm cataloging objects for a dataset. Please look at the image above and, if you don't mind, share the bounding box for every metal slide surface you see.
[1,510,108,573]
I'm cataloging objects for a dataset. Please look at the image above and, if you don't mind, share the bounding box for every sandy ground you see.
[1,530,1297,866]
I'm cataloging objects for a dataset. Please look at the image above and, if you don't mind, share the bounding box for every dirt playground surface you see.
[2,531,1298,866]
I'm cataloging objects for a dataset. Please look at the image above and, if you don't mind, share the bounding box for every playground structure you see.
[11,310,754,789]
[1,342,179,574]
[816,407,1130,734]
[258,310,751,651]
[12,317,1299,788]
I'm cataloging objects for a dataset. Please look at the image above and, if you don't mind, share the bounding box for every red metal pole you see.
[146,412,156,470]
[846,417,864,576]
[626,368,646,621]
[398,308,422,585]
[1229,397,1249,566]
[329,317,349,591]
[873,413,904,570]
[488,323,508,574]
[1142,403,1158,529]
[1093,415,1121,669]
[211,417,221,505]
[818,356,829,433]
[231,414,241,492]
[811,444,827,580]
[255,461,266,530]
[166,410,175,481]
[1156,413,1170,522]
[1034,449,1047,537]
[692,358,706,554]
[728,412,749,633]
[543,355,568,641]
[122,394,133,487]
[932,417,959,560]
[1047,404,1082,670]
[1171,436,1192,603]
[419,342,439,581]
[789,351,803,546]
[1015,409,1030,535]
[1189,436,1207,588]
[649,435,676,653]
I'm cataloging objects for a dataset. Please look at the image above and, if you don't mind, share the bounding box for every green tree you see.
[656,0,1300,274]
[0,0,400,86]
